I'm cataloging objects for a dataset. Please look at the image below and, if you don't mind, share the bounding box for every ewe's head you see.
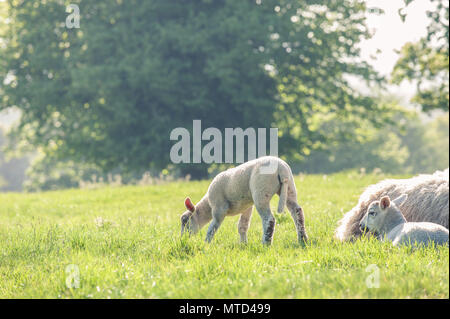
[360,194,408,236]
[180,197,199,236]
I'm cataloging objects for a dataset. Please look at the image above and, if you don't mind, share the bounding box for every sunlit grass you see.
[0,172,448,298]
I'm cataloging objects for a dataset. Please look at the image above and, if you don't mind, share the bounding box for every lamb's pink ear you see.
[185,197,195,212]
[380,196,391,210]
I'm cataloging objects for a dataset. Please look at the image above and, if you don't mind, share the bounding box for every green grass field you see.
[0,172,448,298]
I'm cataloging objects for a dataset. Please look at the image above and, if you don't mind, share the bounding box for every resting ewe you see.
[360,194,449,246]
[180,156,308,245]
[335,169,449,242]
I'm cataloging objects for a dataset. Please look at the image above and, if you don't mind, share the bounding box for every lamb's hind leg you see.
[238,206,253,243]
[251,173,279,245]
[255,204,276,245]
[287,200,308,243]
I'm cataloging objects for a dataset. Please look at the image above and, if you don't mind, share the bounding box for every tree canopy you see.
[392,0,449,112]
[1,0,388,178]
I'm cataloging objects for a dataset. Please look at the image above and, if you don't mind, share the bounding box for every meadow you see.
[0,172,448,299]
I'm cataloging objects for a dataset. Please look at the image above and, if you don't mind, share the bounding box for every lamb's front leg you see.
[205,204,228,243]
[238,206,253,243]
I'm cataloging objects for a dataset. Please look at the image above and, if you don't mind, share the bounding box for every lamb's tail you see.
[278,176,288,214]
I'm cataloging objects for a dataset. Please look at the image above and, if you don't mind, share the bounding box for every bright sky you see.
[362,0,431,76]
[0,0,433,127]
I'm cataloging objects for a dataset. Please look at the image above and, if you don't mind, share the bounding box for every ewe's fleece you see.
[335,168,449,241]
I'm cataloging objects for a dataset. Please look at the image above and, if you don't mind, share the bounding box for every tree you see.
[0,128,29,191]
[1,0,387,179]
[392,0,449,112]
[299,105,449,175]
[401,112,449,173]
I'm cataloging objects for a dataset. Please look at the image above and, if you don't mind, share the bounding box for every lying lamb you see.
[180,156,308,245]
[360,194,449,246]
[335,169,449,242]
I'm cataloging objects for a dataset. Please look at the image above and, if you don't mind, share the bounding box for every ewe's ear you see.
[393,194,408,207]
[185,197,195,212]
[380,196,391,210]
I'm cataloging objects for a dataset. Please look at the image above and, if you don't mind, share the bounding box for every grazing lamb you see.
[359,194,449,246]
[335,169,449,242]
[180,156,308,245]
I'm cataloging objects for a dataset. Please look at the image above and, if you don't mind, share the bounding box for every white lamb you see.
[359,194,449,246]
[180,156,308,245]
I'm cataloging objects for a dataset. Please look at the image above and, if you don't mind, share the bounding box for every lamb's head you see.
[180,197,200,236]
[360,194,408,236]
